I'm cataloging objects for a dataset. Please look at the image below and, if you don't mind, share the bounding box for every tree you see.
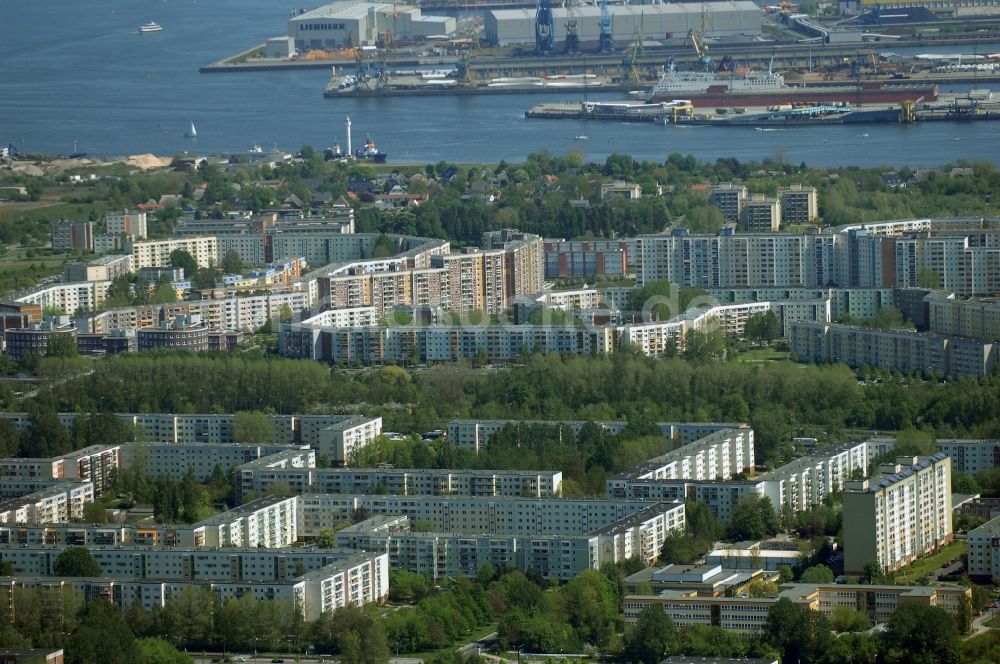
[152,275,178,304]
[232,411,274,444]
[316,528,337,548]
[53,547,102,577]
[831,605,870,632]
[623,605,677,664]
[163,586,215,650]
[68,600,141,664]
[862,559,883,584]
[882,603,961,664]
[799,564,834,584]
[168,249,198,278]
[0,419,18,457]
[764,597,832,664]
[916,268,941,289]
[625,281,673,320]
[745,310,780,344]
[221,249,244,275]
[20,408,73,458]
[728,496,780,541]
[562,570,619,647]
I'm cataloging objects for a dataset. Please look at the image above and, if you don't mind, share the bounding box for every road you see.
[457,632,497,658]
[190,657,432,664]
[967,605,999,639]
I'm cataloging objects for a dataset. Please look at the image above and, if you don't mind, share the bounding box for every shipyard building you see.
[485,2,762,47]
[288,2,456,50]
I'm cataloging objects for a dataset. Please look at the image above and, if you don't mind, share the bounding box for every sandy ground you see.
[2,153,173,177]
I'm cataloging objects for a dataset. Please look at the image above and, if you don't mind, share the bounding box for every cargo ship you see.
[645,64,938,107]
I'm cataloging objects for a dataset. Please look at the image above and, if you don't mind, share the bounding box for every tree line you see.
[37,350,1000,469]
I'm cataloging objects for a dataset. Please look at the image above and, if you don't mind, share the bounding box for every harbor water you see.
[2,0,1000,167]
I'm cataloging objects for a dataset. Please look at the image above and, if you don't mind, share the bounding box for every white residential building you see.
[843,454,953,574]
[967,514,1000,583]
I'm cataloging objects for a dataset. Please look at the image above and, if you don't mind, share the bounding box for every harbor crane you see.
[598,0,613,53]
[623,16,644,87]
[564,0,580,53]
[685,28,711,69]
[535,0,556,55]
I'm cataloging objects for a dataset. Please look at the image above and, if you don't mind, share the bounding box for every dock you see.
[525,92,1000,127]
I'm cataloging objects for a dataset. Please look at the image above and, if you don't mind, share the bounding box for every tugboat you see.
[355,135,387,163]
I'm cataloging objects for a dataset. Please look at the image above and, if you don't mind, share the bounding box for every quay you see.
[524,92,1000,127]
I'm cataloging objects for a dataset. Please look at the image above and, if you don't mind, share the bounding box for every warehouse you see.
[288,2,456,50]
[484,2,762,47]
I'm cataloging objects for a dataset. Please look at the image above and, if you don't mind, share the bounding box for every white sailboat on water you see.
[184,121,197,138]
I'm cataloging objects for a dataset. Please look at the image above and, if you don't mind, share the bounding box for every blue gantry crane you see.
[598,0,613,53]
[535,0,555,55]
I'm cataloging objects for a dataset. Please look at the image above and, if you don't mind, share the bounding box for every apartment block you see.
[3,320,77,363]
[181,496,298,549]
[335,500,685,581]
[280,323,615,365]
[0,482,94,525]
[238,462,563,502]
[128,236,218,272]
[543,240,628,279]
[447,420,744,454]
[124,442,306,482]
[6,412,379,464]
[607,428,756,494]
[636,219,1000,296]
[12,282,111,317]
[0,551,388,620]
[50,221,94,252]
[298,493,681,537]
[709,183,748,224]
[232,448,316,500]
[624,583,970,634]
[708,287,895,322]
[843,454,952,574]
[778,184,819,224]
[741,195,781,233]
[55,445,122,495]
[927,294,1000,341]
[104,211,147,239]
[791,321,997,377]
[137,315,209,351]
[967,514,1000,583]
[937,439,1000,474]
[63,255,132,283]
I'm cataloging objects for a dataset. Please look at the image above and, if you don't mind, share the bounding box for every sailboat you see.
[184,122,197,138]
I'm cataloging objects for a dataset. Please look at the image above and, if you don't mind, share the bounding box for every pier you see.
[524,92,1000,127]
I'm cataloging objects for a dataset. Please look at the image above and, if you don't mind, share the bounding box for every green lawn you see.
[736,347,792,363]
[892,539,966,585]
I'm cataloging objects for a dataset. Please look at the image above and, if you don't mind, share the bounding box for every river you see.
[1,0,999,167]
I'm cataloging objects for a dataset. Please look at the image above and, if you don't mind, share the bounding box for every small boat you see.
[249,144,263,153]
[139,21,162,33]
[861,133,870,138]
[953,137,960,141]
[574,135,589,141]
[184,122,197,138]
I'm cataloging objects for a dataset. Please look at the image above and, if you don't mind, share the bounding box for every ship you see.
[356,136,387,163]
[645,61,938,107]
[139,22,162,33]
